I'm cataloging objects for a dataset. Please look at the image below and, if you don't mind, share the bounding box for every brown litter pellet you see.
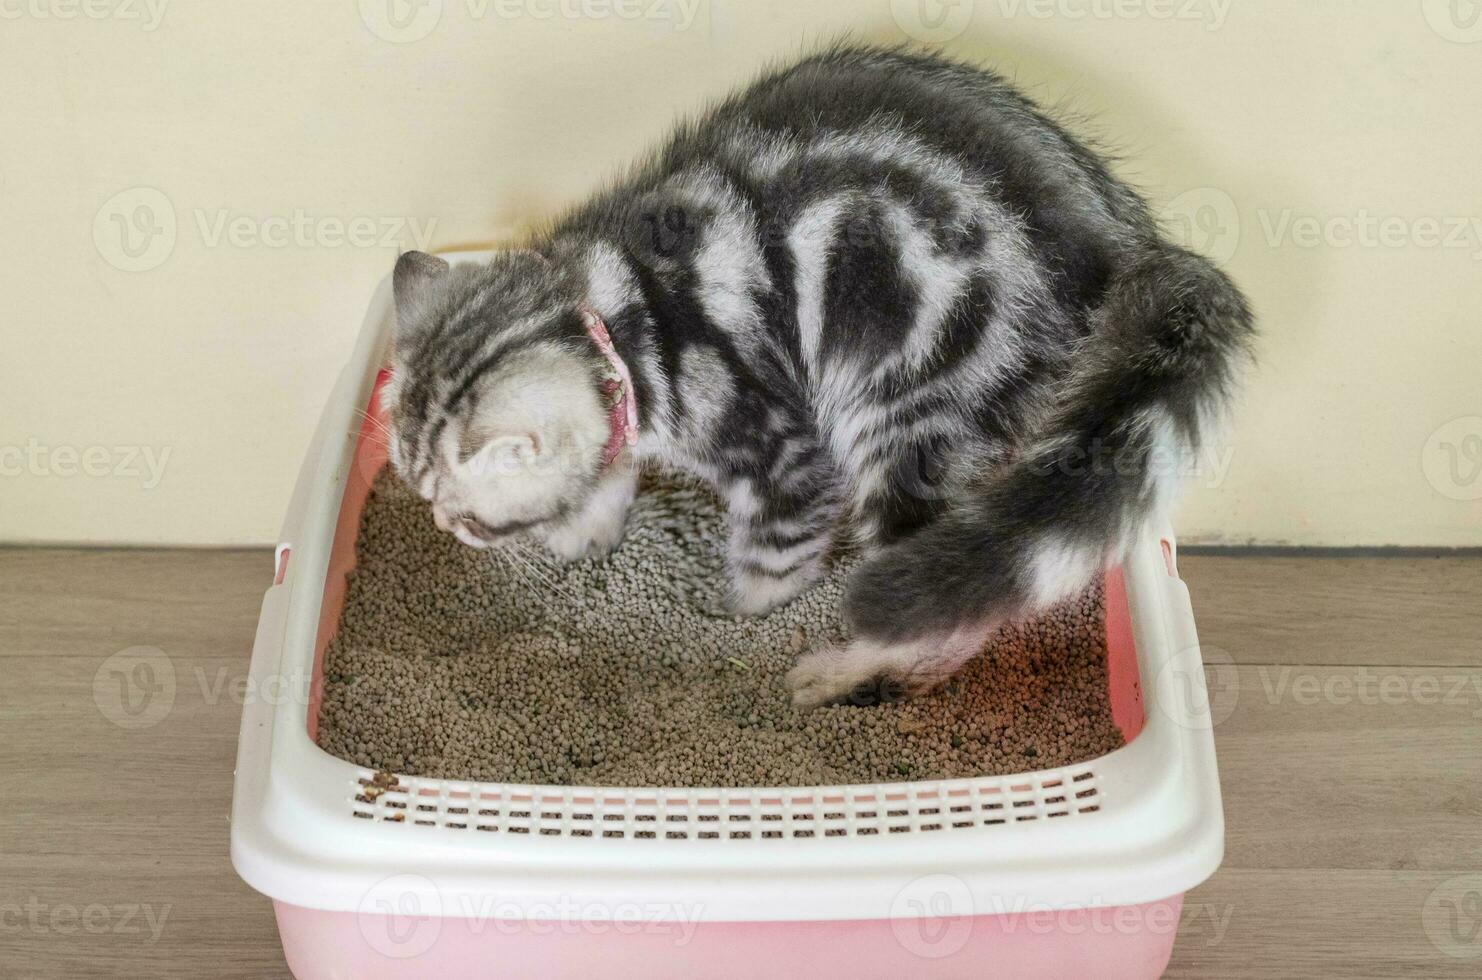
[315,469,1124,787]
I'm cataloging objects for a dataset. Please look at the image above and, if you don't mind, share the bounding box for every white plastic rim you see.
[230,251,1225,924]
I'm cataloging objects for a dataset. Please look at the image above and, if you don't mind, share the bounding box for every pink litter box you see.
[231,251,1225,979]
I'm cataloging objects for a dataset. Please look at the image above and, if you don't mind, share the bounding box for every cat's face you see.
[382,251,609,550]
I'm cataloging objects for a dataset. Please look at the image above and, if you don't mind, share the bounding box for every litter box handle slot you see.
[1146,535,1220,752]
[1150,530,1198,655]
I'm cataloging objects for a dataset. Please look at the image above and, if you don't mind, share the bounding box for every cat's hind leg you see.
[784,508,1075,708]
[785,623,993,708]
[788,241,1254,707]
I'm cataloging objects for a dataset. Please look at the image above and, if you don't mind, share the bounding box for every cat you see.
[382,44,1254,708]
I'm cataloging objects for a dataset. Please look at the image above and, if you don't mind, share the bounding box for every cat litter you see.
[315,469,1124,788]
[231,252,1227,979]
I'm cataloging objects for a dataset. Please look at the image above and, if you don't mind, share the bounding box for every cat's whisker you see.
[510,550,576,607]
[488,545,544,604]
[354,411,395,443]
[351,427,391,445]
[505,540,580,608]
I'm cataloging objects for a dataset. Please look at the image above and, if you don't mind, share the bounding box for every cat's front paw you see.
[542,519,625,565]
[539,470,637,565]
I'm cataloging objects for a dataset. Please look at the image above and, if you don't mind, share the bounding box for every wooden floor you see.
[1,548,1478,978]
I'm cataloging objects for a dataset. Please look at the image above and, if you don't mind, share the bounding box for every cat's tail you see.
[789,242,1254,706]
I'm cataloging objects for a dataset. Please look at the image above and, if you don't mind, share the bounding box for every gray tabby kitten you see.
[383,45,1253,708]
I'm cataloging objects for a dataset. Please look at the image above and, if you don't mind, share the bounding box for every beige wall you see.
[2,1,1479,546]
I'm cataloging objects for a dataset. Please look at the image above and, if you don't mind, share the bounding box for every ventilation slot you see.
[347,769,1105,840]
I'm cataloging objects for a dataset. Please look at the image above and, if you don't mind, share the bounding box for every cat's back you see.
[703,45,1020,149]
[664,45,1153,266]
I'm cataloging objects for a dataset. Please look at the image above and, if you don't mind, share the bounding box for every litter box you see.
[231,250,1226,979]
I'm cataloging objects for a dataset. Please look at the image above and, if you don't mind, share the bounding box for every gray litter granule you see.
[316,469,1124,787]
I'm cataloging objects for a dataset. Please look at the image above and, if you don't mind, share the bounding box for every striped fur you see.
[384,45,1254,706]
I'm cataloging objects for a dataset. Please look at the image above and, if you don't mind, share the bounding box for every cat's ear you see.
[392,251,450,339]
[464,432,541,477]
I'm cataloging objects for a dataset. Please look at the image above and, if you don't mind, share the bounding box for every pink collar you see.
[581,304,639,469]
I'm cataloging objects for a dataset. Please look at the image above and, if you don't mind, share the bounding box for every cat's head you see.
[382,250,614,550]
